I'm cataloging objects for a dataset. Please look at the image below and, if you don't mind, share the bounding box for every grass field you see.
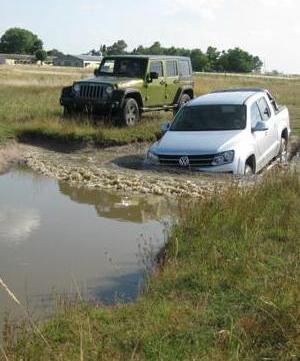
[3,171,299,361]
[0,65,299,145]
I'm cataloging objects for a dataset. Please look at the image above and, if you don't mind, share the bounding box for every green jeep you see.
[60,55,194,126]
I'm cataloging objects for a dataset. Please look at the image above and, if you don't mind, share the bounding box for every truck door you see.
[251,101,269,169]
[257,97,278,161]
[145,60,166,107]
[165,60,179,105]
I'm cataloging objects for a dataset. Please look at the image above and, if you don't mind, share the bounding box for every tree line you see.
[0,28,263,73]
[100,40,263,73]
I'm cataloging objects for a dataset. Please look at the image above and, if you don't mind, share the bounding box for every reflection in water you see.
[0,207,40,244]
[0,169,174,331]
[58,181,176,223]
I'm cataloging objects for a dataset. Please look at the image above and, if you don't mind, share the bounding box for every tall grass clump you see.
[3,171,299,361]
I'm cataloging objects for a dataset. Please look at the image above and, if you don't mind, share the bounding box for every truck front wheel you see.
[122,98,140,127]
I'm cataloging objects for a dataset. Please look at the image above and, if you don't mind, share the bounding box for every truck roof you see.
[103,55,191,61]
[189,88,266,106]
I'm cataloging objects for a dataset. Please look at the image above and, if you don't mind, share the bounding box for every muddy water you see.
[0,168,174,329]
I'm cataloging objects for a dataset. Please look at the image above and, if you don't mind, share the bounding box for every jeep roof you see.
[102,55,191,60]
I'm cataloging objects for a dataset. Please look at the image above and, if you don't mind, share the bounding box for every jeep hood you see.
[76,76,144,89]
[153,130,246,154]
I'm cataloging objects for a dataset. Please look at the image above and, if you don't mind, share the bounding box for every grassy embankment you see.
[0,65,299,146]
[2,171,299,360]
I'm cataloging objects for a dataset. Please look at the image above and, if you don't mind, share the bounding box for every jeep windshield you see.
[98,58,147,78]
[170,105,247,131]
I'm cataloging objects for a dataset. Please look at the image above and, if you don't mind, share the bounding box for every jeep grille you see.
[79,84,105,100]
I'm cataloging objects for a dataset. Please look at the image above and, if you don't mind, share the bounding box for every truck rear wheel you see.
[122,98,140,127]
[279,137,288,163]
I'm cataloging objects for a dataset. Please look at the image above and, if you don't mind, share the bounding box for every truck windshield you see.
[98,58,147,78]
[170,105,247,131]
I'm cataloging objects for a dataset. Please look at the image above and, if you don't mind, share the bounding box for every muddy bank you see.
[0,143,24,174]
[23,143,227,198]
[4,135,300,198]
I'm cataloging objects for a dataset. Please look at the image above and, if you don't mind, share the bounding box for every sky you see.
[0,0,299,74]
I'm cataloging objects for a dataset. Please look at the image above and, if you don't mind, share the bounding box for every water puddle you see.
[0,167,174,329]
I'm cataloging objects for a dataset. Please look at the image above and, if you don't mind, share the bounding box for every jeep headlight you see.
[106,86,113,95]
[73,84,81,93]
[212,150,234,166]
[147,150,159,164]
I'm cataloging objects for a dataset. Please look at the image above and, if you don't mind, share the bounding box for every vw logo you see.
[179,156,190,167]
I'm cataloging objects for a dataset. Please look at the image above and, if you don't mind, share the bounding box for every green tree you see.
[35,49,47,63]
[218,47,263,73]
[47,49,64,57]
[0,27,43,54]
[205,46,221,71]
[190,49,208,72]
[107,40,127,55]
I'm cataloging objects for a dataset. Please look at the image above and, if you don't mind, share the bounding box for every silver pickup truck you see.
[147,88,290,175]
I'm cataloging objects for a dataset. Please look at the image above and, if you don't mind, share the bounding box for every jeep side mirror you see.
[161,121,170,133]
[150,72,159,80]
[252,121,269,132]
[94,68,99,77]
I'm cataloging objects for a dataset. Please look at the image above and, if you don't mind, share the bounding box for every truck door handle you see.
[160,80,166,85]
[173,80,179,84]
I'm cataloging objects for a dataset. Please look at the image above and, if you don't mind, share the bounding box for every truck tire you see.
[279,137,288,163]
[122,98,140,127]
[244,164,254,176]
[173,93,191,116]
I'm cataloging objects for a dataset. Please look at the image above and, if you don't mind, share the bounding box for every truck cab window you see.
[251,102,263,128]
[257,97,271,121]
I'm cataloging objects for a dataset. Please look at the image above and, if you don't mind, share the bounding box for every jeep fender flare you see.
[173,87,194,105]
[112,89,144,110]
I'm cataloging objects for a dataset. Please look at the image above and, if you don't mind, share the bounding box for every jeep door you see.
[145,60,166,107]
[165,60,179,105]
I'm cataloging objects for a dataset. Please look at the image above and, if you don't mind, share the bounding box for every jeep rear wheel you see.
[123,98,140,127]
[173,93,191,116]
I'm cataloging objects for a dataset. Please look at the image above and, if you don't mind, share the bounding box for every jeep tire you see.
[63,105,73,118]
[122,98,140,127]
[173,93,191,115]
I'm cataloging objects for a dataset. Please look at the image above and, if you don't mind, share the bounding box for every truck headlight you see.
[212,150,234,166]
[147,150,159,164]
[106,86,113,95]
[73,84,81,93]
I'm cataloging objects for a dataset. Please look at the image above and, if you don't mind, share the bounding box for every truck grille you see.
[79,84,105,100]
[158,154,215,167]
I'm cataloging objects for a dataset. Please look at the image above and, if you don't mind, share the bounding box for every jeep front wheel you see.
[123,98,140,127]
[174,93,191,115]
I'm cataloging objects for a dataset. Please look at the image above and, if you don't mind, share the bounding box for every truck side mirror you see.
[252,121,269,132]
[94,68,99,77]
